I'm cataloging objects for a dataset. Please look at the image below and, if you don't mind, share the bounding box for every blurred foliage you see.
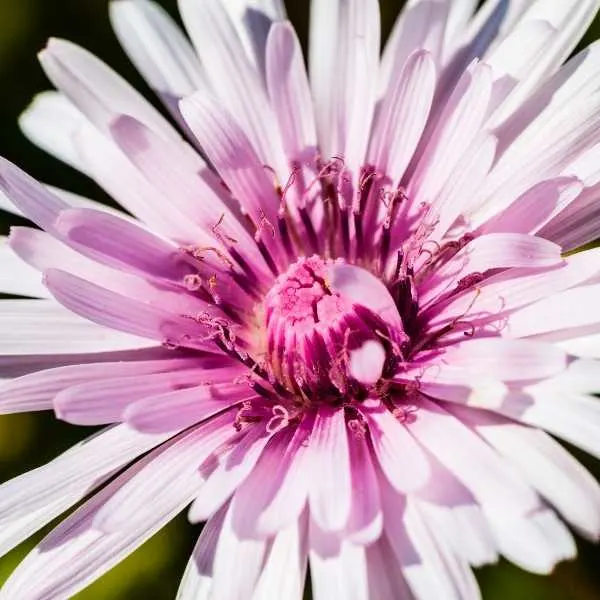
[0,0,599,598]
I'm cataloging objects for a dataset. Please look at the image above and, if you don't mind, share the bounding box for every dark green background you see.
[0,1,599,598]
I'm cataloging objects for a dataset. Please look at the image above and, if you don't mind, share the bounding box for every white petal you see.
[0,299,153,354]
[0,237,50,298]
[0,424,168,557]
[110,0,207,101]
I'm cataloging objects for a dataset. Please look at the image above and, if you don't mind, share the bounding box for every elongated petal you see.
[39,37,177,140]
[93,412,236,534]
[361,404,430,493]
[307,406,352,532]
[110,0,207,104]
[123,384,255,433]
[409,399,539,514]
[229,419,311,536]
[0,424,168,557]
[0,299,152,355]
[43,269,214,350]
[55,366,241,425]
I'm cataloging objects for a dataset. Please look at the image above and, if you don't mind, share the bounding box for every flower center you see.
[264,256,405,397]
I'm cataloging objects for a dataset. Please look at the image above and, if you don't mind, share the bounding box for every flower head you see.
[1,0,600,598]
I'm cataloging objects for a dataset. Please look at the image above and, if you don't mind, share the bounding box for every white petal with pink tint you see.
[176,507,225,599]
[93,412,236,534]
[0,355,200,414]
[0,444,192,599]
[487,509,576,574]
[54,366,238,425]
[253,517,307,600]
[503,284,600,338]
[123,384,254,434]
[39,37,177,140]
[0,299,152,355]
[503,389,600,459]
[110,0,207,102]
[19,91,90,174]
[225,417,313,536]
[441,338,566,382]
[190,426,272,524]
[266,22,317,161]
[429,248,600,330]
[409,62,493,205]
[307,406,352,532]
[459,410,600,539]
[180,92,280,229]
[422,234,563,304]
[369,49,437,184]
[0,424,168,556]
[309,522,369,600]
[380,0,448,94]
[409,399,538,514]
[0,237,49,298]
[362,404,430,493]
[209,502,271,600]
[178,0,287,175]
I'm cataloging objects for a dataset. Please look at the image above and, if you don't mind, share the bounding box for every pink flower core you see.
[265,255,404,397]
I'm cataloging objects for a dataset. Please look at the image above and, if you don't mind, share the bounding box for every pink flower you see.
[1,0,600,597]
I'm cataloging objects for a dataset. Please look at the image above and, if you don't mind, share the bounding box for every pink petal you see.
[189,424,272,524]
[266,21,317,161]
[0,157,67,230]
[179,92,280,228]
[178,0,287,176]
[39,37,177,140]
[344,430,383,545]
[43,269,215,351]
[361,403,430,493]
[123,383,255,434]
[0,299,152,356]
[109,0,207,104]
[108,115,265,275]
[54,207,193,281]
[0,424,168,557]
[408,399,538,514]
[93,411,236,534]
[307,406,352,532]
[477,177,582,235]
[55,364,241,426]
[0,354,201,414]
[226,415,313,536]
